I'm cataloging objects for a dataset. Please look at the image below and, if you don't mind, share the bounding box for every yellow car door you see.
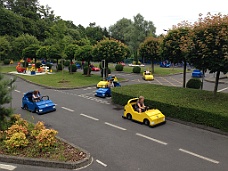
[133,111,144,122]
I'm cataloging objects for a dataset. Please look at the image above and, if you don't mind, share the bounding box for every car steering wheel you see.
[41,96,49,101]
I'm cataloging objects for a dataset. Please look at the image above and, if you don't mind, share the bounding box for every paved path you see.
[1,77,227,171]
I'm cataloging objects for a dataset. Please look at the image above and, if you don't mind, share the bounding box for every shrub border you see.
[0,137,92,169]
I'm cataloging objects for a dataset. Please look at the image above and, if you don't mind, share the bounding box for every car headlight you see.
[151,122,154,125]
[39,109,43,112]
[102,94,105,96]
[53,106,56,108]
[163,118,165,121]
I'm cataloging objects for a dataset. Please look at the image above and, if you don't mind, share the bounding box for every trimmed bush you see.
[133,66,141,73]
[115,64,123,71]
[112,84,228,132]
[83,66,91,75]
[187,78,202,89]
[35,62,42,68]
[68,64,77,72]
[3,59,10,65]
[64,60,70,67]
[56,64,63,71]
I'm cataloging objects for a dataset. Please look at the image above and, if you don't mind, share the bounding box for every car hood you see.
[145,109,162,116]
[96,88,109,93]
[36,100,55,108]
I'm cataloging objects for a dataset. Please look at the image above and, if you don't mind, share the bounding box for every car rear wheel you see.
[24,104,28,110]
[143,119,150,126]
[126,113,132,120]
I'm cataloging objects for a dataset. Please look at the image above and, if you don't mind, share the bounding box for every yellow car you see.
[142,71,154,81]
[96,75,119,88]
[123,98,166,127]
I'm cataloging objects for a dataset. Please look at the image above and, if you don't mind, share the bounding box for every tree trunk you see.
[87,60,90,76]
[213,71,220,96]
[201,68,205,90]
[151,59,154,74]
[70,59,72,74]
[105,62,108,78]
[183,60,187,88]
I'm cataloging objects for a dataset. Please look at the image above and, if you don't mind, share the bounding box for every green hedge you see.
[112,84,228,132]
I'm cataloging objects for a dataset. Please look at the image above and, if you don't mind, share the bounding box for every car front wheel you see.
[23,104,28,110]
[143,119,150,126]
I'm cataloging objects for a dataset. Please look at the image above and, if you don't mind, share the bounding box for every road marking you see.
[61,107,74,112]
[136,133,168,145]
[83,87,93,90]
[96,159,107,167]
[217,87,228,92]
[104,122,127,131]
[169,77,182,85]
[154,78,163,85]
[160,77,177,86]
[80,114,99,121]
[14,90,21,93]
[179,148,219,164]
[0,164,16,170]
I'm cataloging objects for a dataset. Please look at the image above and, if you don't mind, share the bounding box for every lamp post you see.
[10,77,13,109]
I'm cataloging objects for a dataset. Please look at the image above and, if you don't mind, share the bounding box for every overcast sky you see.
[39,0,227,35]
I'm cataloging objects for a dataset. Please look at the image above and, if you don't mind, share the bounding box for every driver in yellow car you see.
[136,96,147,113]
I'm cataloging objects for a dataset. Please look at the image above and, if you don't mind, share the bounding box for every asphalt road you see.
[1,74,228,171]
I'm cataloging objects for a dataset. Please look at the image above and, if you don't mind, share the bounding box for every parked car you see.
[21,91,56,114]
[142,71,154,81]
[160,61,171,68]
[192,69,203,78]
[122,98,166,127]
[90,64,100,71]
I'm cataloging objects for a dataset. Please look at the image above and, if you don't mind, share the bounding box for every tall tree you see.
[0,71,15,130]
[12,33,39,60]
[65,44,80,73]
[139,37,160,73]
[93,38,130,77]
[191,13,228,95]
[0,36,12,61]
[161,24,193,88]
[22,44,40,63]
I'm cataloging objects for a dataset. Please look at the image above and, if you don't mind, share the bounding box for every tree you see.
[109,13,156,64]
[161,25,193,88]
[22,44,40,63]
[191,13,228,95]
[0,36,12,61]
[0,7,23,37]
[93,38,130,77]
[85,23,106,45]
[36,46,48,60]
[139,37,160,73]
[0,71,15,130]
[12,34,39,60]
[109,18,132,43]
[75,45,93,76]
[65,44,80,73]
[46,46,61,64]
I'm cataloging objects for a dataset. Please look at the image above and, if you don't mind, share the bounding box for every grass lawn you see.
[0,66,124,88]
[109,64,186,75]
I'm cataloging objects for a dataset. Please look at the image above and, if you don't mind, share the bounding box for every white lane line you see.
[136,133,168,145]
[179,148,219,164]
[80,114,99,121]
[14,90,21,93]
[217,87,228,92]
[96,159,107,167]
[61,107,74,112]
[0,164,17,170]
[104,122,127,131]
[154,78,163,85]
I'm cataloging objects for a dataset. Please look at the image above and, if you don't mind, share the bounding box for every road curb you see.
[4,73,129,90]
[204,77,227,84]
[0,137,92,169]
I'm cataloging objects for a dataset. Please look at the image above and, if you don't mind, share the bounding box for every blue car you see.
[192,69,203,78]
[75,63,81,69]
[95,82,121,98]
[21,91,56,114]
